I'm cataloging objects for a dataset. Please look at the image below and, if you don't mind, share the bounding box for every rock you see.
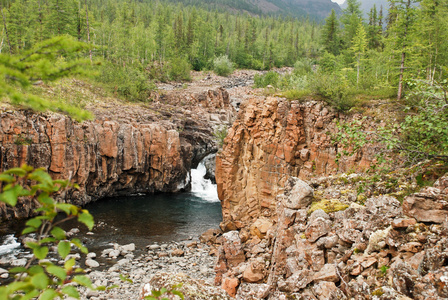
[283,269,314,292]
[403,187,448,223]
[305,217,331,243]
[11,258,27,267]
[171,249,184,257]
[313,281,346,300]
[141,272,231,300]
[392,218,417,229]
[87,252,97,259]
[242,260,265,283]
[282,177,314,210]
[222,276,239,297]
[0,85,234,221]
[250,218,273,238]
[235,283,270,299]
[85,259,100,268]
[313,264,339,283]
[109,249,120,258]
[0,268,8,274]
[216,97,373,230]
[200,228,222,244]
[222,231,246,268]
[121,243,136,253]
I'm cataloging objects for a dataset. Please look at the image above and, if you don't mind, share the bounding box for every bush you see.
[98,62,155,102]
[254,71,280,88]
[213,55,234,77]
[311,73,358,112]
[0,165,97,299]
[168,57,192,81]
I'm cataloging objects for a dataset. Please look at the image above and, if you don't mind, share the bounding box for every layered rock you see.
[214,174,448,299]
[216,97,375,230]
[0,86,235,220]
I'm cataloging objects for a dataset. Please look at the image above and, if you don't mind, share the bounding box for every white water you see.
[190,157,219,203]
[0,234,21,256]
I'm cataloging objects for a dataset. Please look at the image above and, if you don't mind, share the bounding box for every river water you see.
[0,156,222,259]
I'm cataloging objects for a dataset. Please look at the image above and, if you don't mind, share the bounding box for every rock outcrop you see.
[0,86,235,220]
[214,174,448,299]
[216,97,374,231]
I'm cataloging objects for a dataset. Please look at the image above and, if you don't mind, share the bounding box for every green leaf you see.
[38,288,58,300]
[0,185,21,206]
[55,203,75,215]
[9,267,27,273]
[73,275,93,288]
[22,227,37,235]
[71,238,88,253]
[57,241,71,259]
[64,258,76,272]
[33,246,49,260]
[28,265,44,275]
[46,265,67,281]
[61,286,79,298]
[171,290,185,300]
[31,273,49,290]
[37,192,54,205]
[30,169,53,186]
[119,274,133,283]
[51,227,66,240]
[39,237,56,244]
[4,167,27,177]
[0,174,15,183]
[21,289,40,300]
[78,210,94,230]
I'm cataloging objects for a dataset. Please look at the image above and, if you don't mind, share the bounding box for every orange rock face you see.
[0,112,189,219]
[216,97,374,230]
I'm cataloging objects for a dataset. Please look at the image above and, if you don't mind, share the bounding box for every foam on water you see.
[190,157,219,203]
[0,234,21,256]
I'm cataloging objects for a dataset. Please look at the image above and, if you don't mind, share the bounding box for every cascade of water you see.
[0,234,21,256]
[190,156,219,203]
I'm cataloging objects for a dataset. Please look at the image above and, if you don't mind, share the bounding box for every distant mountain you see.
[168,0,341,20]
[340,0,389,17]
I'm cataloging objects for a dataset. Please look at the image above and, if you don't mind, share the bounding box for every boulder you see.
[242,260,266,283]
[282,178,314,209]
[250,218,273,238]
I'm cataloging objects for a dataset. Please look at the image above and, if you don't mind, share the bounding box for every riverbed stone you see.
[85,259,100,268]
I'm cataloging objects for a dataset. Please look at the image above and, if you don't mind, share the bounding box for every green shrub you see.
[294,58,313,76]
[311,73,358,112]
[168,57,192,81]
[213,55,234,77]
[98,62,155,102]
[0,165,98,299]
[254,71,280,88]
[282,89,312,100]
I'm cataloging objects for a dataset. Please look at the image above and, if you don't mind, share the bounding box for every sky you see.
[331,0,345,5]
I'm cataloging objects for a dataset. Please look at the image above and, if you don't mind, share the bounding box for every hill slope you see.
[168,0,341,20]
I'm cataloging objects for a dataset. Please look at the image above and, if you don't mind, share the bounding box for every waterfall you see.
[190,156,219,203]
[0,234,21,256]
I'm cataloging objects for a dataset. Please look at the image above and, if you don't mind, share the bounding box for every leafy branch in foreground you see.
[0,36,94,121]
[0,164,99,300]
[333,80,448,170]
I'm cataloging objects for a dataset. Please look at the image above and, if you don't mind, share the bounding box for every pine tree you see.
[351,20,367,85]
[321,9,340,56]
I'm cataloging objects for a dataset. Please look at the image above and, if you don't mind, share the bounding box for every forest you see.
[0,0,447,109]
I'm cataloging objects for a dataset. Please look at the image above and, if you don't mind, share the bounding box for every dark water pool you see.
[72,192,222,252]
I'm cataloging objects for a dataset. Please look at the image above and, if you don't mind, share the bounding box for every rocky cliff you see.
[216,97,374,231]
[212,174,448,299]
[0,86,234,220]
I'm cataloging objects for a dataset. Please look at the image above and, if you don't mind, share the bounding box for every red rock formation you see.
[216,97,374,231]
[0,87,235,220]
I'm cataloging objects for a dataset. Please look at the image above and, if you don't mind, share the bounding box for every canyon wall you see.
[0,87,234,220]
[216,97,374,231]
